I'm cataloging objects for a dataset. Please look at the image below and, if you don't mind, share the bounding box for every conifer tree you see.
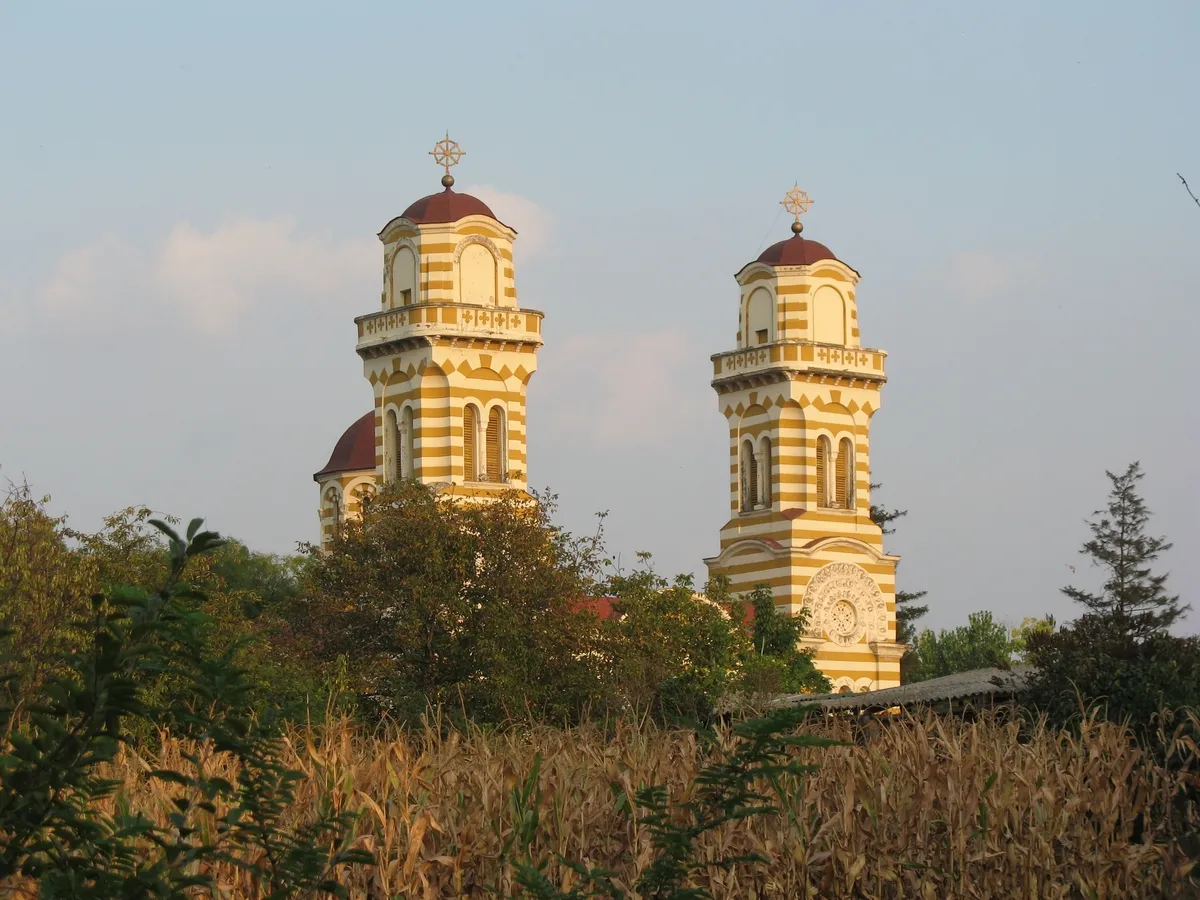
[1063,461,1189,639]
[869,482,928,645]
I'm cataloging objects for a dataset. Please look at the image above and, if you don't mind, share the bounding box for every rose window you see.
[828,599,859,643]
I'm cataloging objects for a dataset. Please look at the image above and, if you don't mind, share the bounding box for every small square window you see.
[755,329,768,345]
[399,289,412,306]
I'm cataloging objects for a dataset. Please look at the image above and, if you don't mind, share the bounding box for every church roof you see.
[313,411,376,480]
[755,234,839,267]
[401,186,497,225]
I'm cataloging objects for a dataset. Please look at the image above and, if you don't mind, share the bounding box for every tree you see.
[738,584,830,695]
[299,480,605,724]
[908,611,1015,682]
[1008,614,1055,663]
[600,562,743,721]
[869,482,928,680]
[1062,462,1189,640]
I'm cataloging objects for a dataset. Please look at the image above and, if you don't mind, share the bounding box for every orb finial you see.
[429,132,465,189]
[781,183,813,235]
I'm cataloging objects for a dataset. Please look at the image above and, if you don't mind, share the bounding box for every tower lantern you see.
[704,187,906,692]
[313,135,545,546]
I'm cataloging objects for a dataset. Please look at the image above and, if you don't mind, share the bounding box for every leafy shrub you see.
[0,518,370,897]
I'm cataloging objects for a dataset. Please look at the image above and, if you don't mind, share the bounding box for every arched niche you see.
[391,246,416,307]
[746,287,775,345]
[812,285,846,345]
[459,243,497,306]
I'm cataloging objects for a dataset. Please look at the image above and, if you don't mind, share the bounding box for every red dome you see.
[756,235,838,267]
[401,187,496,224]
[313,412,375,480]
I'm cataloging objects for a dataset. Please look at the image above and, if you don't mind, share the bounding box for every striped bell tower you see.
[703,186,906,692]
[314,136,544,546]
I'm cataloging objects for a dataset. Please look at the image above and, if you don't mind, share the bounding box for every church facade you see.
[314,142,904,690]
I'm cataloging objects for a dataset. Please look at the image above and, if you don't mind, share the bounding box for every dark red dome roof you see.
[313,412,375,480]
[401,187,496,224]
[756,235,838,267]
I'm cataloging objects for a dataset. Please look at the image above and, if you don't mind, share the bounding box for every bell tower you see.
[314,135,544,546]
[704,186,906,691]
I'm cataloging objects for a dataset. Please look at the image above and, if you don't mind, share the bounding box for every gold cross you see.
[429,132,465,184]
[781,183,813,223]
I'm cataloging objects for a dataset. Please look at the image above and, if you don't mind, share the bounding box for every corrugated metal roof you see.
[774,666,1036,712]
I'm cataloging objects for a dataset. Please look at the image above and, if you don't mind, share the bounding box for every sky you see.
[1,1,1197,635]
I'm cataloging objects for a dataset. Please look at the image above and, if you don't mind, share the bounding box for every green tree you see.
[908,610,1014,682]
[300,480,605,724]
[1062,462,1189,639]
[738,584,830,695]
[1008,614,1055,663]
[869,482,928,681]
[600,561,743,721]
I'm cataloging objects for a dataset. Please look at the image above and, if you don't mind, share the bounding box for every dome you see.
[313,412,376,480]
[756,234,838,267]
[401,186,496,225]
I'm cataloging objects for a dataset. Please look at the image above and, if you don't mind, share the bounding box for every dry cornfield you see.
[98,707,1198,899]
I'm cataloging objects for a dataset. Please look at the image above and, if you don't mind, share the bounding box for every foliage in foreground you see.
[0,518,370,898]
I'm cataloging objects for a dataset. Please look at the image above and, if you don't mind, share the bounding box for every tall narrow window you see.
[834,440,849,509]
[816,436,831,507]
[463,404,479,481]
[840,438,855,509]
[486,408,505,482]
[741,439,758,511]
[384,410,400,482]
[759,436,772,508]
[739,441,752,511]
[401,406,414,478]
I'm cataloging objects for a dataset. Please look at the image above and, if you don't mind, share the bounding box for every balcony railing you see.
[356,303,543,349]
[712,340,886,381]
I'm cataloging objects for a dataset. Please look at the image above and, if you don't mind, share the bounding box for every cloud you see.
[461,185,552,259]
[22,221,376,337]
[154,220,375,334]
[539,329,708,446]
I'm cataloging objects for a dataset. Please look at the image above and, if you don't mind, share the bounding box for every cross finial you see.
[429,132,465,188]
[781,183,813,234]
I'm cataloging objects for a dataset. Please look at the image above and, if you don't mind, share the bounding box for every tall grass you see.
[100,708,1198,898]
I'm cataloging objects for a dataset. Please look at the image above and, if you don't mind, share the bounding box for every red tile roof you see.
[313,412,376,480]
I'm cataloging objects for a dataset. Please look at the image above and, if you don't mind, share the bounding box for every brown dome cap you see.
[756,234,838,267]
[313,412,375,480]
[401,186,496,225]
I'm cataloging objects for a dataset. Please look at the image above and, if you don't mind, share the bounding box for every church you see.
[313,137,905,691]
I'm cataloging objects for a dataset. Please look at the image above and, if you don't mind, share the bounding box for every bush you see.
[0,518,370,897]
[1025,612,1200,744]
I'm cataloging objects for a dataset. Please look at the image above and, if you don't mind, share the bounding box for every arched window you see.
[758,435,772,508]
[816,436,831,508]
[401,406,414,478]
[323,486,342,540]
[740,439,758,511]
[463,404,480,481]
[746,287,775,346]
[352,483,375,516]
[391,246,416,308]
[837,685,853,695]
[485,407,506,482]
[837,437,855,510]
[384,409,401,482]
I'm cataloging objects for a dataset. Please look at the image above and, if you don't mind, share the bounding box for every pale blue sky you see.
[1,1,1197,633]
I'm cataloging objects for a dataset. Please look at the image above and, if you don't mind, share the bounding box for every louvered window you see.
[464,405,479,481]
[839,438,855,510]
[384,410,400,482]
[401,406,414,478]
[816,436,830,507]
[759,436,772,507]
[486,408,505,482]
[748,444,759,508]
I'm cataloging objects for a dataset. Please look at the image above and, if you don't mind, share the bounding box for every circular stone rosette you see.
[803,562,888,646]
